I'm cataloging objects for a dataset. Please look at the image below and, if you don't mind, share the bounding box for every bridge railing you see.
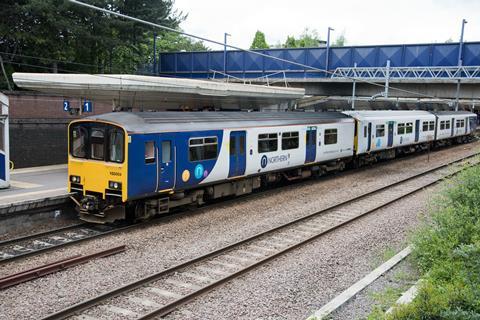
[331,65,480,80]
[157,41,480,79]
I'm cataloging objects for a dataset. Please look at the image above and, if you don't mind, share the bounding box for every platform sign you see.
[63,100,70,112]
[83,100,93,113]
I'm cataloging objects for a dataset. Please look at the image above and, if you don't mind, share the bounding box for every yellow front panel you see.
[68,159,128,202]
[67,120,129,202]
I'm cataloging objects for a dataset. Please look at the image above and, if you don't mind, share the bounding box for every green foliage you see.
[250,30,269,50]
[283,28,324,48]
[387,164,480,319]
[334,33,346,47]
[0,0,206,89]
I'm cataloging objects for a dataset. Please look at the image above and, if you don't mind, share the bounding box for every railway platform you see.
[0,164,69,217]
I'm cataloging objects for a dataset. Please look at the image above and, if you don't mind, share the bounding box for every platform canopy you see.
[12,73,305,110]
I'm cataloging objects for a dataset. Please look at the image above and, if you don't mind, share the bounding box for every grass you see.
[385,163,480,319]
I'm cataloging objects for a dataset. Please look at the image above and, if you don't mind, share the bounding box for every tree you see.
[283,28,324,48]
[333,33,346,47]
[250,30,269,50]
[0,0,188,89]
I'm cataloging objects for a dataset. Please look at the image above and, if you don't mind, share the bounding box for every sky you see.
[173,0,480,50]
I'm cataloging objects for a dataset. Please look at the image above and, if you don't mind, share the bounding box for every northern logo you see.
[260,154,289,168]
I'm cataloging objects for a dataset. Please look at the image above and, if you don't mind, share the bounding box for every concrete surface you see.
[0,164,69,216]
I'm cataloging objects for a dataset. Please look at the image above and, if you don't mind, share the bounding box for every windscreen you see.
[70,123,124,163]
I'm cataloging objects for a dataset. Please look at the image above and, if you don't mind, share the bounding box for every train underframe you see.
[75,135,474,224]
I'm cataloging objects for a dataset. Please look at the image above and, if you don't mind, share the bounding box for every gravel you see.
[330,256,419,320]
[0,142,478,320]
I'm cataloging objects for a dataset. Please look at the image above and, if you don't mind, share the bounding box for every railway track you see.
[41,154,479,320]
[2,143,476,266]
[0,223,130,264]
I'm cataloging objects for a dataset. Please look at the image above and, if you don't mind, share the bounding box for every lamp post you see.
[224,32,231,75]
[325,27,334,77]
[455,19,467,111]
[152,32,157,75]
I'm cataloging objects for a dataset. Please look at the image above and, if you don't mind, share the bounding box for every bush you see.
[388,164,480,319]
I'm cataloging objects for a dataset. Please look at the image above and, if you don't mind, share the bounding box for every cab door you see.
[157,137,175,191]
[305,126,317,163]
[228,131,246,178]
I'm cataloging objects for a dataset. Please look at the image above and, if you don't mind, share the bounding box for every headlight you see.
[109,181,122,190]
[70,175,81,183]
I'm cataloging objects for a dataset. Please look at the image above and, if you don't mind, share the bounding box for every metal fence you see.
[156,41,480,79]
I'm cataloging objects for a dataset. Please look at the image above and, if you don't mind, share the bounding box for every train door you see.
[469,117,477,132]
[305,126,317,163]
[228,131,246,178]
[387,122,394,147]
[451,118,455,136]
[367,122,372,152]
[414,120,420,142]
[157,137,175,191]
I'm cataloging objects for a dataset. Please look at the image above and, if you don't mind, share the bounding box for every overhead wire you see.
[66,0,465,103]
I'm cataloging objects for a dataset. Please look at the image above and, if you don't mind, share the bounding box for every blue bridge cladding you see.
[157,42,480,79]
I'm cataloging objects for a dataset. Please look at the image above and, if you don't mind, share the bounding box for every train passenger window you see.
[145,141,155,164]
[440,121,445,130]
[397,123,406,135]
[422,121,429,132]
[258,133,278,153]
[324,129,337,145]
[109,129,124,163]
[281,131,299,150]
[189,136,218,161]
[422,121,435,132]
[90,128,105,160]
[456,119,465,128]
[375,125,385,137]
[71,125,87,158]
[406,122,413,134]
[161,141,171,163]
[446,121,451,129]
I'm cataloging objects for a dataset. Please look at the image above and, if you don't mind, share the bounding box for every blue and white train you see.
[67,110,477,223]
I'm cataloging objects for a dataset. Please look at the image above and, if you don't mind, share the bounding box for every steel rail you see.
[0,246,125,289]
[0,223,88,247]
[42,153,479,320]
[0,224,132,264]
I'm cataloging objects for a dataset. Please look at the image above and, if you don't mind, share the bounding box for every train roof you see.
[343,110,435,120]
[84,111,353,133]
[430,111,476,116]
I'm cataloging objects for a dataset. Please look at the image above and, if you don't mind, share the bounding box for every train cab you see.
[68,120,128,222]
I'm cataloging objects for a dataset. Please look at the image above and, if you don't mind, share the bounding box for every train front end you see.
[68,120,128,223]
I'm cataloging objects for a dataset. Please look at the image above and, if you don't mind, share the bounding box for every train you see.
[68,110,477,223]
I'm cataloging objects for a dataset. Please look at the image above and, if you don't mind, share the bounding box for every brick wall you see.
[6,91,112,168]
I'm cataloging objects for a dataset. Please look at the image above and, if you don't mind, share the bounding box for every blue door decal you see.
[158,138,175,190]
[0,153,5,181]
[228,131,246,177]
[387,122,394,147]
[367,123,372,152]
[415,119,420,142]
[305,127,317,163]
